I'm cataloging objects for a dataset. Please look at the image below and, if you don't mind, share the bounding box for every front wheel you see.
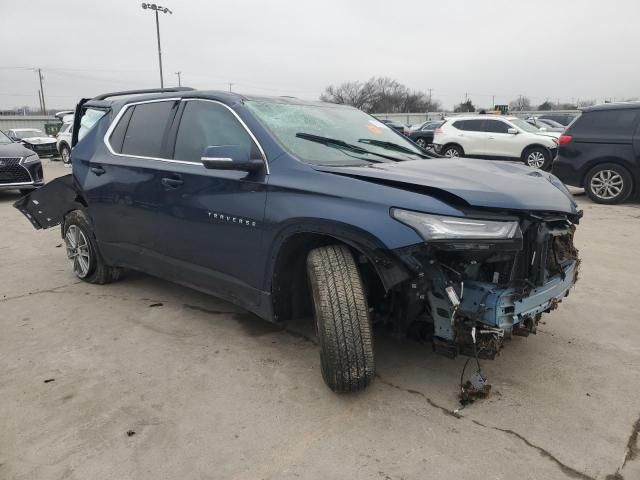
[415,137,428,149]
[523,146,551,170]
[60,144,71,164]
[307,245,375,393]
[63,210,122,283]
[585,163,633,204]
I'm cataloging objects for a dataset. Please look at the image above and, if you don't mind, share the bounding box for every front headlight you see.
[20,154,40,164]
[391,208,520,241]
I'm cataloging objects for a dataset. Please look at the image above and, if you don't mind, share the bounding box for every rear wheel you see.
[584,163,633,204]
[306,245,375,393]
[63,210,122,284]
[442,144,463,158]
[523,146,551,170]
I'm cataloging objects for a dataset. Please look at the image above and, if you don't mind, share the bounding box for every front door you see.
[132,99,269,306]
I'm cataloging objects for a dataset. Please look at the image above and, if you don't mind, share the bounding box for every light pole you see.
[175,71,182,87]
[141,3,173,88]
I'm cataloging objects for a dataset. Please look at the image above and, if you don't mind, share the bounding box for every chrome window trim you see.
[201,157,233,162]
[103,97,270,173]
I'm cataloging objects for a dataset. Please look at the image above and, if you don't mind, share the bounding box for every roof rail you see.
[92,87,195,101]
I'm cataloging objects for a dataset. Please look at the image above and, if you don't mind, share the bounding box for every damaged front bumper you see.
[386,212,580,359]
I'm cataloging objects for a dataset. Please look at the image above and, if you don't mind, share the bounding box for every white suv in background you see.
[433,115,559,169]
[56,121,72,164]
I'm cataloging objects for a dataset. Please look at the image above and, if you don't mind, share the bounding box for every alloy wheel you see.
[416,138,427,148]
[527,151,546,168]
[65,225,91,278]
[444,148,459,158]
[590,170,624,200]
[62,147,70,164]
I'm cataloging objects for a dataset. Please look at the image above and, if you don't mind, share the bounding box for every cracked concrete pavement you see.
[1,160,639,480]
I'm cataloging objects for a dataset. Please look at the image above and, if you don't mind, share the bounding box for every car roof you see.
[85,89,354,112]
[581,101,640,112]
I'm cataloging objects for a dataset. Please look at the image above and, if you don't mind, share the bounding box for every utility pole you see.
[229,82,233,92]
[175,71,182,87]
[37,68,46,114]
[427,88,432,118]
[492,95,495,109]
[37,90,43,114]
[141,3,173,88]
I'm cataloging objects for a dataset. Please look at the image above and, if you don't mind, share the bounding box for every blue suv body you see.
[16,88,582,393]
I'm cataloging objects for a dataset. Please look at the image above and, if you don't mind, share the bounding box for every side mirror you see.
[507,128,518,135]
[201,145,263,172]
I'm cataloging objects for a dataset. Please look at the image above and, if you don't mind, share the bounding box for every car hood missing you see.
[315,158,579,214]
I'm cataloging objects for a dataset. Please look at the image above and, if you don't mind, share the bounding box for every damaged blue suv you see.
[15,88,582,393]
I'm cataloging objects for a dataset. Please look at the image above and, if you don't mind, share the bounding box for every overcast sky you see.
[1,0,639,110]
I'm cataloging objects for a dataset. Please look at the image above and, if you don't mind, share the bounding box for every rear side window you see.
[570,110,639,137]
[120,101,177,158]
[173,100,260,162]
[78,108,107,141]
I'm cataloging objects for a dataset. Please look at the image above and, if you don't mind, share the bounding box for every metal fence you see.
[0,115,57,133]
[375,110,581,126]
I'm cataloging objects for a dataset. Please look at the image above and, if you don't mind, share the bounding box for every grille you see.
[28,143,57,155]
[0,158,31,184]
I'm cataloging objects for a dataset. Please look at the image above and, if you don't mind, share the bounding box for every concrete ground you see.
[1,160,639,480]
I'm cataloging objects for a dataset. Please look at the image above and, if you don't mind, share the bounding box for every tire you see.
[415,137,428,149]
[442,144,463,158]
[584,163,633,205]
[60,144,71,164]
[523,146,551,170]
[306,245,375,393]
[63,210,122,284]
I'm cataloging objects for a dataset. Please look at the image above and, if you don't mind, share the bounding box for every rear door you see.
[451,119,485,155]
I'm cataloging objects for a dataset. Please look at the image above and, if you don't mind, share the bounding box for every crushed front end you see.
[388,210,581,359]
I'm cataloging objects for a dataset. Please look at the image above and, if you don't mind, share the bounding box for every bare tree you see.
[509,96,532,111]
[453,100,476,113]
[320,77,440,113]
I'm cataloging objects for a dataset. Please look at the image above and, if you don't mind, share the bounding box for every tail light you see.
[434,127,443,134]
[558,134,572,146]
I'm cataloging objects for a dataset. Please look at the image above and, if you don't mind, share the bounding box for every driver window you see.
[173,100,260,162]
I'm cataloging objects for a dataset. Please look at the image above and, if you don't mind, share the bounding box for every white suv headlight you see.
[391,208,520,241]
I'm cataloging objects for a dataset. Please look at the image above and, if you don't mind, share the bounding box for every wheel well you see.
[58,141,70,152]
[271,233,385,323]
[520,143,551,159]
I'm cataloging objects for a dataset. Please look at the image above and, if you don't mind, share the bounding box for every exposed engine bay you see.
[379,213,580,361]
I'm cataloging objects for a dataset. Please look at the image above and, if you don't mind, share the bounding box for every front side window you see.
[173,100,259,162]
[120,101,176,158]
[245,100,427,166]
[483,120,510,133]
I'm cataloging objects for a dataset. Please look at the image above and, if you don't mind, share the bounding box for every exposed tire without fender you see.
[415,137,428,149]
[307,245,375,393]
[63,210,122,284]
[584,163,633,204]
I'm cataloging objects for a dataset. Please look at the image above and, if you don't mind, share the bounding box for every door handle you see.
[161,176,184,189]
[90,166,106,176]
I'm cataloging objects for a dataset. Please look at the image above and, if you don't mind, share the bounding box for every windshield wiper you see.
[295,133,402,162]
[358,138,435,158]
